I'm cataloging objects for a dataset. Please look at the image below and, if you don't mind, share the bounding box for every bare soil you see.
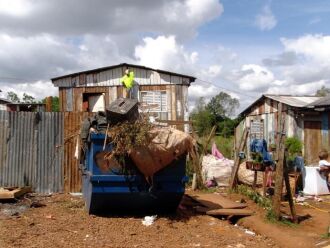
[0,194,277,248]
[1,192,329,248]
[227,192,330,248]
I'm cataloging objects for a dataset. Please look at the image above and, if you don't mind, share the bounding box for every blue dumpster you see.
[82,133,188,214]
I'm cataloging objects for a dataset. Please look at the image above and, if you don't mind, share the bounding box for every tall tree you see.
[315,86,330,97]
[41,96,60,112]
[206,92,239,119]
[7,91,20,103]
[22,93,36,103]
[191,97,215,137]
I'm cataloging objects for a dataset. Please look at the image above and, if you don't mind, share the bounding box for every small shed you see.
[51,63,196,127]
[235,94,330,165]
[0,98,12,110]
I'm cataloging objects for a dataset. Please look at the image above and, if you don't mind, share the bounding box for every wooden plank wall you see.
[59,87,110,112]
[63,112,92,192]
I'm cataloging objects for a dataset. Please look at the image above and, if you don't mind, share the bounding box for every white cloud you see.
[0,0,223,40]
[134,35,197,73]
[255,5,277,31]
[281,34,330,64]
[0,0,32,17]
[266,80,326,95]
[0,81,57,100]
[232,64,274,91]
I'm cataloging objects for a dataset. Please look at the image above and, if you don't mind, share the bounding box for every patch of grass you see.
[201,187,217,193]
[321,232,330,239]
[232,185,297,227]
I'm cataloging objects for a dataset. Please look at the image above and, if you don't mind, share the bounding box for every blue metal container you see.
[82,133,188,214]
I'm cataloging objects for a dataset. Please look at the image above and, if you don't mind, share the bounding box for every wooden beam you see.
[273,102,285,219]
[283,151,298,223]
[0,187,31,200]
[229,128,249,189]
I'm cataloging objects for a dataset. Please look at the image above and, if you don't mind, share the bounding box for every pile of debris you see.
[80,98,197,179]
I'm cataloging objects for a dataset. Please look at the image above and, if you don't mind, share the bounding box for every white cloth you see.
[303,166,329,195]
[319,160,330,167]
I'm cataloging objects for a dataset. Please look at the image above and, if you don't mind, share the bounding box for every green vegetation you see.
[315,86,330,97]
[285,136,303,162]
[191,92,241,138]
[6,91,60,111]
[233,185,297,227]
[213,136,234,159]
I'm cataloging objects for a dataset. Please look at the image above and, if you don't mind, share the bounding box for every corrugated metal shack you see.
[235,94,330,165]
[0,98,12,111]
[52,63,196,130]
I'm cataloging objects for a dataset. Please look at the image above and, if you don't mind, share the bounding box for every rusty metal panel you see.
[63,112,92,192]
[35,112,64,193]
[0,111,9,186]
[0,111,64,193]
[3,112,35,187]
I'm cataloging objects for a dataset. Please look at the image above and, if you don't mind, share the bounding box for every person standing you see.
[121,69,138,99]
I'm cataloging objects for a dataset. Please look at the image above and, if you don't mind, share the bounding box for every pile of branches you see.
[104,119,153,161]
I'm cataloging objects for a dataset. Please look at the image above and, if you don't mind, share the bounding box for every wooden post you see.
[283,151,298,223]
[273,103,285,219]
[229,128,249,189]
[45,96,52,112]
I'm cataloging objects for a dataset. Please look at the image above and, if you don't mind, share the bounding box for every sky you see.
[0,0,330,114]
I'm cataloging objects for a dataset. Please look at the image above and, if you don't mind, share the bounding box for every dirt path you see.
[228,193,330,248]
[0,194,277,248]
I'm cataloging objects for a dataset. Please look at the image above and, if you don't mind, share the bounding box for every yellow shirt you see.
[120,71,135,89]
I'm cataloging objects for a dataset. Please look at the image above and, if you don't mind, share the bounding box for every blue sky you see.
[0,0,330,113]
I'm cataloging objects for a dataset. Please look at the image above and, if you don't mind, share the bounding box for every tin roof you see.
[239,94,322,116]
[0,98,12,104]
[265,94,321,107]
[51,63,196,82]
[306,95,330,107]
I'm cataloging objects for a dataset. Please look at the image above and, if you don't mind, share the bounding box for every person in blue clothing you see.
[293,151,306,192]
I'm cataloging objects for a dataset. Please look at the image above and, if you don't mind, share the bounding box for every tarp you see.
[303,166,330,195]
[129,127,195,177]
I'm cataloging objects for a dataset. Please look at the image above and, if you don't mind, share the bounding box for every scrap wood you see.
[206,208,253,216]
[0,186,31,200]
[186,192,247,210]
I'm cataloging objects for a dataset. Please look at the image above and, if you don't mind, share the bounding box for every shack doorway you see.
[304,121,322,165]
[83,93,105,112]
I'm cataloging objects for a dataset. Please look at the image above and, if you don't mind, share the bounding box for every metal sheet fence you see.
[0,111,64,193]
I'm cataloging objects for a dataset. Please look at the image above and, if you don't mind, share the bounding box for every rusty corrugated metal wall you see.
[0,111,64,193]
[63,112,92,192]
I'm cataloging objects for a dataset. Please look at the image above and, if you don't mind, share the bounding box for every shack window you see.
[140,91,167,120]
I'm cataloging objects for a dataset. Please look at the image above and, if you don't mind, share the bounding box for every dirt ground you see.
[0,192,329,248]
[228,192,330,248]
[0,193,277,248]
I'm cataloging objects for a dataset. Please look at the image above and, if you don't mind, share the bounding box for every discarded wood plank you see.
[186,192,247,210]
[206,208,253,216]
[0,187,31,200]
